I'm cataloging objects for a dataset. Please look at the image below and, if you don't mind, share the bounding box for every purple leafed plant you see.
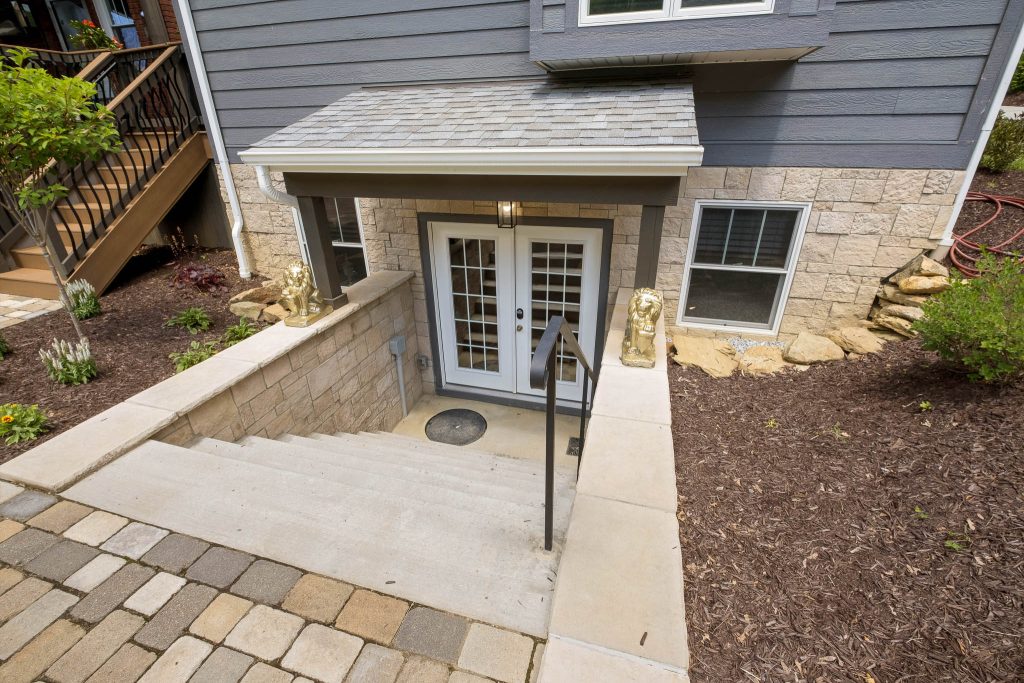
[171,263,228,292]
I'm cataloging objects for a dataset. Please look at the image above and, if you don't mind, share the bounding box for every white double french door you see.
[429,221,602,403]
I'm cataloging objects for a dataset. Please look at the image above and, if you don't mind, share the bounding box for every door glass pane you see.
[684,269,783,326]
[588,0,663,14]
[449,238,499,372]
[530,241,584,383]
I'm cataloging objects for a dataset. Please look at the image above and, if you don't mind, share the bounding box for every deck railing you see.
[0,44,103,79]
[0,43,198,276]
[529,316,596,551]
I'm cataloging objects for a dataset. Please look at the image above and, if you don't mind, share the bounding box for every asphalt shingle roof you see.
[251,79,699,150]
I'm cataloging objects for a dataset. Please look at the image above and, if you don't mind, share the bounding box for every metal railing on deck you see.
[0,44,103,78]
[43,44,200,275]
[529,316,596,551]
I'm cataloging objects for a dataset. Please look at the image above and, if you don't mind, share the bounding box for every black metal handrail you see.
[529,315,597,551]
[43,44,200,275]
[89,45,171,105]
[0,44,103,79]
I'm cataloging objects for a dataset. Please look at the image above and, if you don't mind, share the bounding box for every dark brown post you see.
[634,204,666,289]
[296,195,347,308]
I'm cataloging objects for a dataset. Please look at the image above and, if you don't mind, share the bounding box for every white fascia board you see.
[237,145,705,176]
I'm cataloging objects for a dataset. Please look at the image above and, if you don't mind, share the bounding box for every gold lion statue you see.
[280,261,331,327]
[621,287,663,368]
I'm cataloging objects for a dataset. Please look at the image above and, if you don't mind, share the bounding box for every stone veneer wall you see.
[156,272,421,446]
[225,164,965,355]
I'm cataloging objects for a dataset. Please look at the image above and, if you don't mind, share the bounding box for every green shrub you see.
[980,112,1024,172]
[164,307,212,334]
[0,403,48,445]
[170,340,217,373]
[67,279,101,320]
[0,334,10,360]
[39,338,98,385]
[913,255,1024,382]
[1010,54,1024,94]
[221,318,257,347]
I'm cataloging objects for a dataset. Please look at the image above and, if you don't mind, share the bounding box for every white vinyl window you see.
[318,197,368,288]
[678,200,809,335]
[580,0,774,25]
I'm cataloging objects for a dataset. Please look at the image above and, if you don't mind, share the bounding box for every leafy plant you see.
[944,532,971,553]
[67,279,101,320]
[68,19,122,50]
[913,506,929,521]
[1010,53,1024,94]
[914,255,1024,382]
[0,48,120,343]
[39,338,97,386]
[764,417,779,429]
[170,341,217,373]
[164,307,212,334]
[0,403,48,445]
[980,112,1024,172]
[0,334,9,360]
[222,318,257,347]
[171,263,227,293]
[918,401,933,412]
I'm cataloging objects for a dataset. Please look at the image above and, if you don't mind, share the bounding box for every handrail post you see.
[544,350,556,552]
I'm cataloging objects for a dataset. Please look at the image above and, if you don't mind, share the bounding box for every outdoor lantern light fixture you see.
[496,201,518,229]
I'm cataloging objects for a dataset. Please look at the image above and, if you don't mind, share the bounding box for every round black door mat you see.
[424,408,488,446]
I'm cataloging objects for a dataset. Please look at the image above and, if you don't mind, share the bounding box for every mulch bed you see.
[0,248,265,462]
[672,342,1024,682]
[1003,92,1024,107]
[954,169,1024,251]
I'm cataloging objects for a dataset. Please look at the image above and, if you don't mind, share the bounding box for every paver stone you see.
[190,647,255,683]
[124,572,187,616]
[63,511,129,546]
[0,491,57,521]
[231,559,302,605]
[190,592,253,643]
[393,607,469,664]
[335,590,409,645]
[100,522,168,559]
[140,534,210,574]
[47,609,144,683]
[0,577,51,622]
[224,604,304,661]
[0,519,25,544]
[282,574,352,624]
[186,547,254,588]
[83,643,156,683]
[241,662,295,683]
[395,655,449,683]
[0,482,23,505]
[0,588,78,659]
[24,540,99,582]
[63,554,126,593]
[134,582,218,650]
[138,635,212,683]
[27,502,92,533]
[71,563,155,624]
[0,567,22,596]
[281,623,362,683]
[0,528,59,566]
[457,624,533,683]
[0,618,83,683]
[347,644,405,683]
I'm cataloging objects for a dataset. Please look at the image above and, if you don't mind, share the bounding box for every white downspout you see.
[176,0,252,279]
[932,24,1024,259]
[255,165,310,264]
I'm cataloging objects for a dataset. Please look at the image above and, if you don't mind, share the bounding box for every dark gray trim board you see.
[635,205,665,289]
[296,195,349,307]
[416,212,613,405]
[283,173,682,206]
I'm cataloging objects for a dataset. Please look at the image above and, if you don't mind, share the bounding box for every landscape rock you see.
[881,304,924,322]
[228,301,266,321]
[260,304,289,323]
[229,285,281,306]
[878,284,929,308]
[783,332,846,364]
[826,327,885,355]
[874,314,917,338]
[893,254,949,282]
[898,275,949,295]
[737,346,790,376]
[671,337,738,378]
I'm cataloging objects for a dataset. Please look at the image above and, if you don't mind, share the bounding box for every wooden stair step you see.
[0,268,57,299]
[11,246,48,270]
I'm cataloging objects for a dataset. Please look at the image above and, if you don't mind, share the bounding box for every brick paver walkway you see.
[0,486,543,683]
[0,295,63,330]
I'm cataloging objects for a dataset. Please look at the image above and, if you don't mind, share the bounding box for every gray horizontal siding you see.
[187,0,1024,169]
[693,0,1022,167]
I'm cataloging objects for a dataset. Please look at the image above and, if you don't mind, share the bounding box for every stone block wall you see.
[156,273,422,445]
[227,164,965,358]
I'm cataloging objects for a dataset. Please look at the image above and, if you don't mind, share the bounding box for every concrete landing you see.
[64,435,575,637]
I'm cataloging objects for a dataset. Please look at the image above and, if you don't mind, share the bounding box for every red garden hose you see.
[950,191,1024,277]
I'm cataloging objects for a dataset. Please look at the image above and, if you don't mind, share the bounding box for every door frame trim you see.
[418,212,614,408]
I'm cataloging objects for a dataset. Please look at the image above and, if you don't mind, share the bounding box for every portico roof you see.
[239,79,703,176]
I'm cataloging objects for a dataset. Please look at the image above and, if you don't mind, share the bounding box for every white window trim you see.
[677,199,811,336]
[579,0,774,27]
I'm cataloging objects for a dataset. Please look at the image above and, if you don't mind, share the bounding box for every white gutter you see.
[238,145,705,177]
[935,23,1024,254]
[255,165,310,265]
[177,0,252,279]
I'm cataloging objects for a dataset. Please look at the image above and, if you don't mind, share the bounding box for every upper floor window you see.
[580,0,774,25]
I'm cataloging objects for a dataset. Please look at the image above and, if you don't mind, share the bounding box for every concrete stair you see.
[64,430,576,637]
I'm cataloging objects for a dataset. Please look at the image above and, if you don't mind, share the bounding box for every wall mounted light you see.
[496,201,518,229]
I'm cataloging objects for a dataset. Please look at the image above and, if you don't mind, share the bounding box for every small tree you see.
[0,47,120,342]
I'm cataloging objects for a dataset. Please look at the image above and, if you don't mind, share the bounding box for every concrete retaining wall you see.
[0,272,420,491]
